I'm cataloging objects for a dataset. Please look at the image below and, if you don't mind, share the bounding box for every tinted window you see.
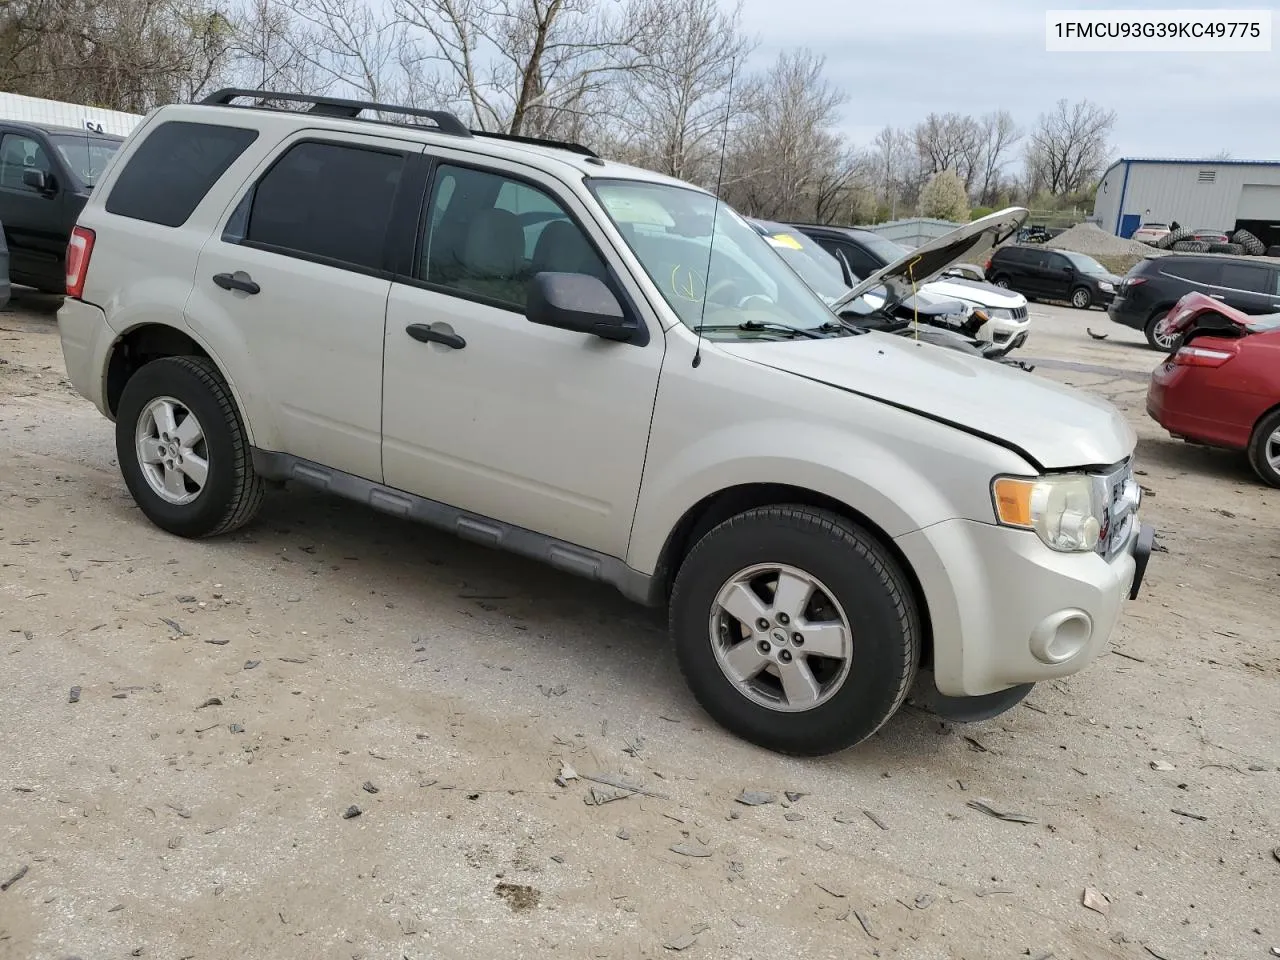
[997,247,1029,264]
[106,121,257,227]
[419,164,608,309]
[0,134,53,190]
[1219,261,1271,293]
[50,135,119,185]
[245,141,404,271]
[852,232,910,265]
[1160,259,1219,285]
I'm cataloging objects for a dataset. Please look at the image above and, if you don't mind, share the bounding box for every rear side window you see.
[239,140,405,272]
[106,121,257,227]
[997,247,1028,264]
[1219,261,1270,293]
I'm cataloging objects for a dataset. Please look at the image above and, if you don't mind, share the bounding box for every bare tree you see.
[389,0,656,136]
[913,112,981,191]
[225,0,328,93]
[975,110,1020,206]
[1025,98,1116,196]
[612,0,754,184]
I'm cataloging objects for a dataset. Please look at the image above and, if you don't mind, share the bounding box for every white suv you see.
[56,89,1154,755]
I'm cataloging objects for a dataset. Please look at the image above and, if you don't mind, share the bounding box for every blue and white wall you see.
[1095,159,1280,237]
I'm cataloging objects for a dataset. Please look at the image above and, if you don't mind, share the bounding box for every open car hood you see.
[832,208,1029,312]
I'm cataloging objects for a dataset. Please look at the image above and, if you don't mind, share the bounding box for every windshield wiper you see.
[819,318,867,335]
[695,319,829,339]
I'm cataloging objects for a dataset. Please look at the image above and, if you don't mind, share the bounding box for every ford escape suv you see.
[56,89,1154,755]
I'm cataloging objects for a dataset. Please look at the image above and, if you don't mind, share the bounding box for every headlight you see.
[1098,281,1114,292]
[984,307,1015,320]
[992,474,1103,552]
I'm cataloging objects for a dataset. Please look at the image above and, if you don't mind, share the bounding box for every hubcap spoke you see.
[180,452,208,487]
[717,581,769,626]
[174,413,204,447]
[152,400,178,438]
[777,658,821,707]
[138,437,165,464]
[162,464,187,499]
[796,620,847,659]
[722,640,770,683]
[1267,430,1280,470]
[771,571,813,621]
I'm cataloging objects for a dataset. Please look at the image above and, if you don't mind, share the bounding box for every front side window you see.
[417,164,609,310]
[587,178,836,336]
[244,140,404,271]
[0,134,52,191]
[1061,251,1108,275]
[106,121,257,227]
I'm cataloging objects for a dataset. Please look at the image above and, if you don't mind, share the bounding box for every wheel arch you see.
[104,321,265,448]
[647,482,935,669]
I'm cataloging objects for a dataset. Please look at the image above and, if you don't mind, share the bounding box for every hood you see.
[921,276,1027,308]
[718,332,1135,470]
[833,207,1028,312]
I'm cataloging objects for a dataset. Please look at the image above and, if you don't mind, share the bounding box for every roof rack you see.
[198,88,601,160]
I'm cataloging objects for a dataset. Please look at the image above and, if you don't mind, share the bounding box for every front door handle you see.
[1209,293,1225,300]
[213,271,260,295]
[406,323,465,349]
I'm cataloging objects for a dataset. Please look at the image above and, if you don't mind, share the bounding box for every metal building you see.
[0,92,143,138]
[1094,158,1280,246]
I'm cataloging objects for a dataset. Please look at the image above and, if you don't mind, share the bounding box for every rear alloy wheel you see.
[1070,286,1092,309]
[992,276,1010,288]
[116,356,264,538]
[1144,310,1176,351]
[669,505,919,756]
[1247,408,1280,488]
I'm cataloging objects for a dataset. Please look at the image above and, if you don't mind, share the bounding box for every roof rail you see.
[199,88,472,137]
[471,129,599,159]
[198,88,602,159]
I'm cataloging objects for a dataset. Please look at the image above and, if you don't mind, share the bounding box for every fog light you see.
[1029,609,1093,664]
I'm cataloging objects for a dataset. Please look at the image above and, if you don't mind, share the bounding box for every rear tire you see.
[1070,286,1093,309]
[991,275,1010,288]
[1144,310,1175,351]
[669,505,920,756]
[1247,408,1280,488]
[116,356,264,538]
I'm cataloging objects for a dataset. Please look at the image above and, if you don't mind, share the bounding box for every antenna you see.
[692,55,737,369]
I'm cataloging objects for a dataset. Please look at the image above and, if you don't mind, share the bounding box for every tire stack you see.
[1171,240,1210,252]
[1154,227,1192,250]
[1231,229,1266,255]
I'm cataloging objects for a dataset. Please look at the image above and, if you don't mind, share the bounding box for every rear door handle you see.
[213,271,260,295]
[406,323,465,349]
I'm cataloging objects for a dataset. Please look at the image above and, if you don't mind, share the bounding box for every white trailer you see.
[0,92,144,137]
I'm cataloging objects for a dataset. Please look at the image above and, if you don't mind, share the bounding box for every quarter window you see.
[242,140,405,271]
[105,121,257,227]
[1219,261,1270,293]
[417,164,608,310]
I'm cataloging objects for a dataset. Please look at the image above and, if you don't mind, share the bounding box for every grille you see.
[1093,460,1140,560]
[1010,305,1028,321]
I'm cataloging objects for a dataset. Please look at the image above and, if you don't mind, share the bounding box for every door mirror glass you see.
[527,272,637,342]
[22,168,50,193]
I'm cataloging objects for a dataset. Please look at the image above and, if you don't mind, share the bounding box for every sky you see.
[736,0,1279,164]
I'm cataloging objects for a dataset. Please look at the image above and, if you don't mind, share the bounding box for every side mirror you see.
[526,272,637,343]
[22,168,51,193]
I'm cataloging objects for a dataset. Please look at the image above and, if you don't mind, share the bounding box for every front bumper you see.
[895,516,1153,698]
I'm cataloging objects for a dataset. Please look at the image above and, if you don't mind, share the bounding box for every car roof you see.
[1142,251,1280,267]
[791,222,882,242]
[161,98,702,192]
[0,120,124,141]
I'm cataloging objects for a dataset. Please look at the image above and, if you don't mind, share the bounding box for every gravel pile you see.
[1045,221,1168,258]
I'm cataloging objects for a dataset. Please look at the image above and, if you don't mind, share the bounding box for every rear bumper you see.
[896,517,1148,698]
[1146,361,1251,449]
[56,297,113,417]
[1107,298,1147,330]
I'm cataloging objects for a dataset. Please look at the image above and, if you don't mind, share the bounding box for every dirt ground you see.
[1,290,1276,960]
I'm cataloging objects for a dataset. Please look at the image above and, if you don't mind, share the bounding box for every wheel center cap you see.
[771,630,787,645]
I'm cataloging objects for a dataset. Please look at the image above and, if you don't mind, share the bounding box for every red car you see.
[1146,292,1280,486]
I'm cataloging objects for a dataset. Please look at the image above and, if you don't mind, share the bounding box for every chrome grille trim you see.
[1092,459,1139,560]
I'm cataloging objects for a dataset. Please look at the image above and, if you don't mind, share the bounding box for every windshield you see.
[51,135,119,186]
[855,232,911,266]
[1061,251,1108,275]
[587,179,838,336]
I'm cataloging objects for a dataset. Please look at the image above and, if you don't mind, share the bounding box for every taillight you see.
[1125,277,1147,287]
[66,226,95,299]
[983,258,992,271]
[1174,343,1238,367]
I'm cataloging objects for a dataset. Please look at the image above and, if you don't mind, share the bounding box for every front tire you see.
[116,356,264,538]
[1247,408,1280,488]
[991,275,1010,288]
[669,505,920,756]
[1070,286,1093,309]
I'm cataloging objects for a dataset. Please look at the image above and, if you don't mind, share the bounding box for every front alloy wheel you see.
[1071,287,1093,309]
[710,563,853,713]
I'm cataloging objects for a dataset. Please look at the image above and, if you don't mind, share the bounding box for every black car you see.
[788,222,917,283]
[984,245,1120,310]
[0,217,10,309]
[0,121,124,293]
[1109,253,1280,350]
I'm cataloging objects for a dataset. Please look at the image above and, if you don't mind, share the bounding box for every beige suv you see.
[56,89,1154,755]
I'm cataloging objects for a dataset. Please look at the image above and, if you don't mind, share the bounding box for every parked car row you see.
[51,87,1153,755]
